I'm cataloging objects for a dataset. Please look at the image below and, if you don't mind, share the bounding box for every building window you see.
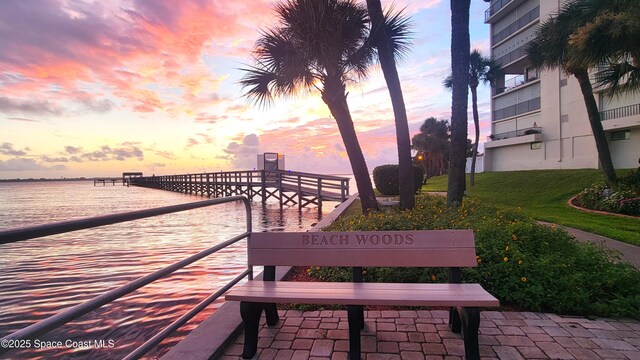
[560,78,567,87]
[531,142,542,150]
[611,130,631,141]
[526,67,539,81]
[561,114,569,123]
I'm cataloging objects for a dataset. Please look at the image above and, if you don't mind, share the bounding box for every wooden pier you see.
[130,170,350,210]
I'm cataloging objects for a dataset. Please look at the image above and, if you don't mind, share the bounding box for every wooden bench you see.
[225,230,499,360]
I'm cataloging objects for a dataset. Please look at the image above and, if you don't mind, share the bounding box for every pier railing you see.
[131,170,350,210]
[0,196,252,359]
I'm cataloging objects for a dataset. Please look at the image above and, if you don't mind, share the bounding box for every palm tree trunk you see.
[322,77,379,214]
[470,85,480,186]
[447,0,471,206]
[574,69,617,182]
[366,0,414,210]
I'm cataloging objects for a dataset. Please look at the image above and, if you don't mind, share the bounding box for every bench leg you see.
[347,305,362,360]
[449,306,461,333]
[263,266,280,326]
[458,307,481,360]
[264,303,280,326]
[240,301,263,359]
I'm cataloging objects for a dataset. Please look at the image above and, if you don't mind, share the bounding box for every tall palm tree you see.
[444,50,501,186]
[241,0,410,213]
[447,0,471,206]
[526,2,617,182]
[365,0,414,209]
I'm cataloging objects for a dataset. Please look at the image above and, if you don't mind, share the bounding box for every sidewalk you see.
[219,309,640,359]
[537,221,640,270]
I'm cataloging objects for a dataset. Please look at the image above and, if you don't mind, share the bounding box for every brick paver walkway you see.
[219,309,640,360]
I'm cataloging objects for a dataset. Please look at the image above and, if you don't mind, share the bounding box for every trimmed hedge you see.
[373,164,425,196]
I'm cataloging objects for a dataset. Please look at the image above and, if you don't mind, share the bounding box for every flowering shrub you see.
[619,197,640,215]
[317,195,640,319]
[575,172,640,216]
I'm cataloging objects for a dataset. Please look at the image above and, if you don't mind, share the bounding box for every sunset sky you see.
[0,0,492,179]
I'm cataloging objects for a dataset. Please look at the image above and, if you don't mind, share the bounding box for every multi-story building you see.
[483,0,640,171]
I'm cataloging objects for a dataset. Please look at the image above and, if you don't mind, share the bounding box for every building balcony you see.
[493,97,541,121]
[492,6,539,45]
[495,74,539,95]
[485,127,543,149]
[494,44,528,68]
[485,0,514,22]
[600,103,640,131]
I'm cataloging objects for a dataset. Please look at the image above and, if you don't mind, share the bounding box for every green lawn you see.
[422,169,640,246]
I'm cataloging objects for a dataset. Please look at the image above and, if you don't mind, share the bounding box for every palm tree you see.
[411,117,451,178]
[365,0,414,209]
[241,0,410,213]
[444,50,501,186]
[526,2,617,182]
[447,0,471,206]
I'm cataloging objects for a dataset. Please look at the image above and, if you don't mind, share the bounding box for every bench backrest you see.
[248,230,477,268]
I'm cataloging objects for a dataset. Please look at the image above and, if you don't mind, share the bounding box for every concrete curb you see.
[161,194,360,360]
[567,195,640,220]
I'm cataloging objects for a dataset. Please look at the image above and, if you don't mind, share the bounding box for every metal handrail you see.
[0,196,252,360]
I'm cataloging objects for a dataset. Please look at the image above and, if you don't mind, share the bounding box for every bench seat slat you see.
[226,282,499,307]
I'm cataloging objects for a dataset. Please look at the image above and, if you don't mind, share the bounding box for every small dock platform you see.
[130,170,350,210]
[94,172,143,186]
[93,177,121,186]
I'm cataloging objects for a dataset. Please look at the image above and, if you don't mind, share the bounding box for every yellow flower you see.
[503,257,509,262]
[518,260,523,265]
[505,245,509,251]
[521,277,527,282]
[512,234,518,241]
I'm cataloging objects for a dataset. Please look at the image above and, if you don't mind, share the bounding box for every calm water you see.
[0,180,338,359]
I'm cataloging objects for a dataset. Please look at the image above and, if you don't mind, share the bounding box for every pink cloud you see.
[0,0,275,115]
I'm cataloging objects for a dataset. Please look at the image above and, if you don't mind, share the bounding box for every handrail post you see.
[261,170,266,204]
[317,178,322,212]
[278,171,283,209]
[297,175,302,210]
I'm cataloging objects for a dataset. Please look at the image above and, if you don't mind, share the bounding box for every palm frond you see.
[382,6,412,61]
[526,17,568,71]
[239,66,279,108]
[442,75,453,89]
[255,28,316,94]
[595,61,640,98]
